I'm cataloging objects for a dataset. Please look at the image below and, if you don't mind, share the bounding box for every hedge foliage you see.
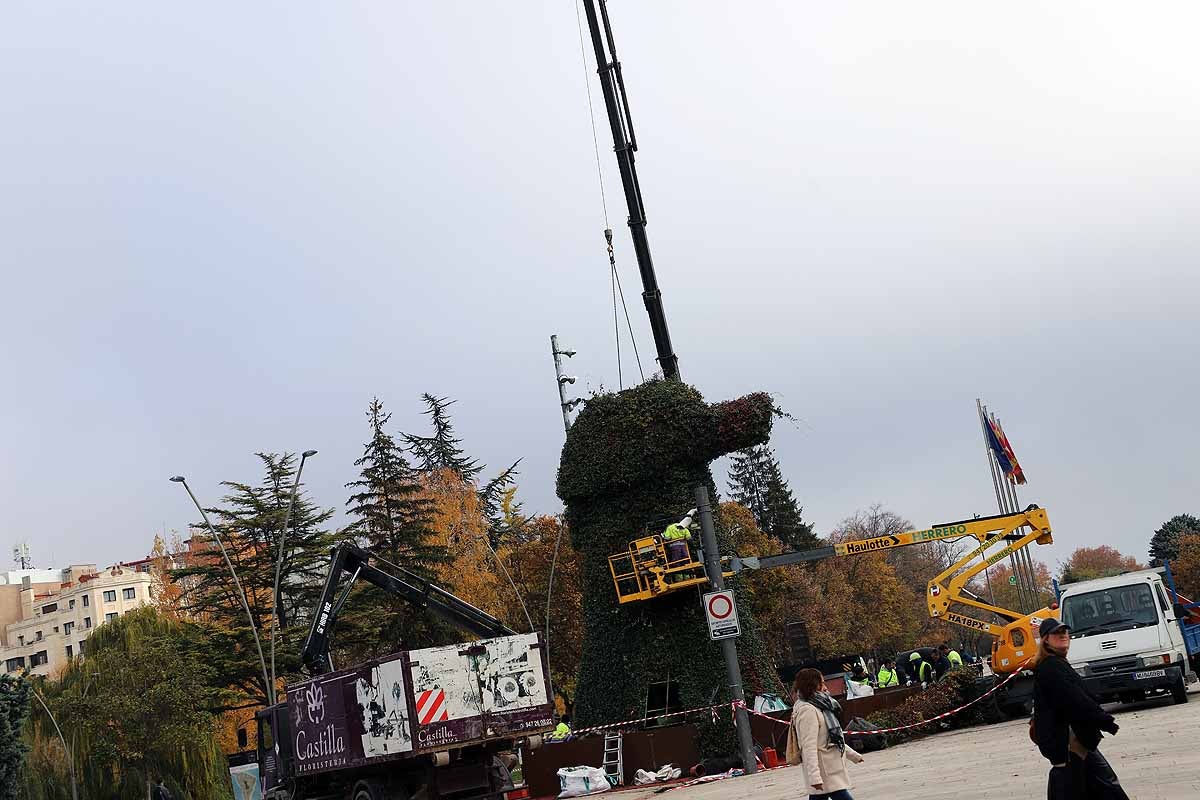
[557,379,780,754]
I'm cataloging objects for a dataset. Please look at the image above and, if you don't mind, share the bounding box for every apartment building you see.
[1,564,154,677]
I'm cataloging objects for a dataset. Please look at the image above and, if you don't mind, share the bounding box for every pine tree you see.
[0,673,31,797]
[172,453,335,703]
[345,398,446,576]
[341,399,451,656]
[1149,513,1200,565]
[728,446,771,524]
[728,445,817,550]
[478,463,525,547]
[403,394,482,482]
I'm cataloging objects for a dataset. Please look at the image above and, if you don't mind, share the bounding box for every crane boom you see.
[580,0,680,381]
[300,543,515,675]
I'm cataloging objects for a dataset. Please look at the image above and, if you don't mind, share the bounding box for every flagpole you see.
[992,412,1035,607]
[996,415,1042,608]
[979,402,1032,612]
[991,411,1038,611]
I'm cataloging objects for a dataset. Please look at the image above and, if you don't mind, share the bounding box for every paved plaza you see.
[612,694,1200,800]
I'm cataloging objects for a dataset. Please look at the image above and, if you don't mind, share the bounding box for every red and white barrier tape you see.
[570,702,728,736]
[734,664,1031,736]
[573,665,1029,738]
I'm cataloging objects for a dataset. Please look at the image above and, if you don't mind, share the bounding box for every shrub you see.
[867,668,1002,744]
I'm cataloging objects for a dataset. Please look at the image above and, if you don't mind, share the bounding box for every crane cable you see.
[574,0,645,388]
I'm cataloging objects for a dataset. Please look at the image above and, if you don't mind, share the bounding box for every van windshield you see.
[1062,583,1159,637]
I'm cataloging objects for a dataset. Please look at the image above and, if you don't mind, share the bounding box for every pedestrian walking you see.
[1031,618,1129,799]
[787,668,865,800]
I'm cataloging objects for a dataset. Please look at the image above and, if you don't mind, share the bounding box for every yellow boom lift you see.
[609,505,1058,679]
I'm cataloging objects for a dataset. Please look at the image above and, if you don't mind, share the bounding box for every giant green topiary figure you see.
[557,379,780,750]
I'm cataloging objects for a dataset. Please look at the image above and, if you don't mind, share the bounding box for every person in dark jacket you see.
[1032,617,1129,799]
[930,647,952,680]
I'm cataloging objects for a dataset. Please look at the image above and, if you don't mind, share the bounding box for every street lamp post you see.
[170,475,272,704]
[269,450,317,704]
[68,672,101,799]
[32,689,78,800]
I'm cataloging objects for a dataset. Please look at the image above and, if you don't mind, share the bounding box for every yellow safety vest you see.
[877,668,898,687]
[948,650,963,667]
[661,523,692,541]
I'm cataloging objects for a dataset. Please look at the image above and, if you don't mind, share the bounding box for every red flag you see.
[990,418,1027,485]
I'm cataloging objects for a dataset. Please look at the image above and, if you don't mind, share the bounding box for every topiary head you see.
[556,379,776,503]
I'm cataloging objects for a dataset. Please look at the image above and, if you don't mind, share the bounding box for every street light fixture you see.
[269,449,317,704]
[32,689,78,800]
[169,474,272,704]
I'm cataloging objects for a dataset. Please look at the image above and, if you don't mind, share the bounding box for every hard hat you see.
[909,652,921,662]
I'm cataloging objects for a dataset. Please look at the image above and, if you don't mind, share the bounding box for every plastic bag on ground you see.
[753,693,788,712]
[635,764,682,785]
[557,766,612,798]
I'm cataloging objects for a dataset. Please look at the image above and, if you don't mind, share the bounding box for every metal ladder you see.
[602,731,623,785]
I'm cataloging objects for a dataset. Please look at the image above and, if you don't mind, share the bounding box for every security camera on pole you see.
[551,335,583,433]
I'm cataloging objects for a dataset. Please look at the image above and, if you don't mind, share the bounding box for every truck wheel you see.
[1171,676,1189,705]
[351,781,391,800]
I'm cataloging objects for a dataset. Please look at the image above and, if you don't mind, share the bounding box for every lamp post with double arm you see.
[170,475,272,703]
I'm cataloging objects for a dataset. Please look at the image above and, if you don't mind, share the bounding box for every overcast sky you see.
[3,2,1197,575]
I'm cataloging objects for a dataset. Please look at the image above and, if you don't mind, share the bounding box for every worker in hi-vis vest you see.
[876,658,900,688]
[944,643,964,668]
[547,716,572,742]
[661,508,696,566]
[911,651,934,685]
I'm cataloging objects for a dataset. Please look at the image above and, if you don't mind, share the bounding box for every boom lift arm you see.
[300,543,515,675]
[736,506,1053,639]
[610,505,1056,673]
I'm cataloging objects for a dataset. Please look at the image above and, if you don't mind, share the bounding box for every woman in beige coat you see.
[787,668,864,800]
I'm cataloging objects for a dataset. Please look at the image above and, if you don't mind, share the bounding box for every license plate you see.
[1134,669,1166,680]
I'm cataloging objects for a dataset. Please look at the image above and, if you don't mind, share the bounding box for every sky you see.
[2,2,1197,575]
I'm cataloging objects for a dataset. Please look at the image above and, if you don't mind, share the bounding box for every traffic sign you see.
[703,590,741,640]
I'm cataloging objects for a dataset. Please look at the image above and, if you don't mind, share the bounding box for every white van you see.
[1058,567,1199,705]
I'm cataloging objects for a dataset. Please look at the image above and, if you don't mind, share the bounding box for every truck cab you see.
[1059,568,1198,705]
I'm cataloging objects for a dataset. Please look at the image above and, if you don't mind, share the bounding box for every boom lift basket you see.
[609,534,729,603]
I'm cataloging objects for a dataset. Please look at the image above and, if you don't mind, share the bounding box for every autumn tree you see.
[148,532,184,614]
[418,467,508,620]
[172,452,335,703]
[1172,534,1200,600]
[986,560,1055,612]
[401,394,526,620]
[497,515,583,712]
[727,445,817,550]
[1149,514,1200,565]
[1060,545,1143,584]
[720,502,794,664]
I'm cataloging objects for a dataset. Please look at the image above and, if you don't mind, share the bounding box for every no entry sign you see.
[703,590,741,640]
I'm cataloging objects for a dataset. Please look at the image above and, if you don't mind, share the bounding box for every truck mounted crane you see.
[249,544,552,800]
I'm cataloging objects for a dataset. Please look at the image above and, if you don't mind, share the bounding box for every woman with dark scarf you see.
[787,668,864,800]
[1032,617,1129,799]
